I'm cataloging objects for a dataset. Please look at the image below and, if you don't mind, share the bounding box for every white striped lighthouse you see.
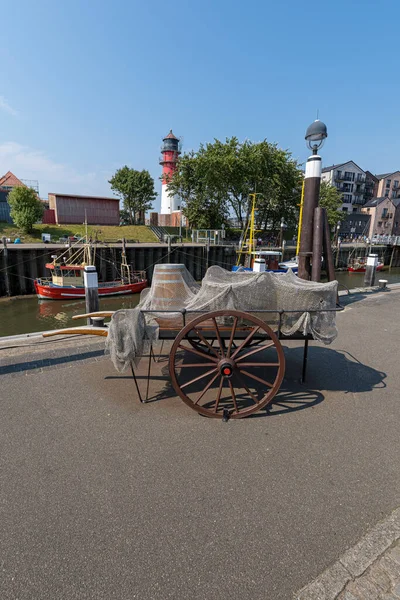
[159,130,181,214]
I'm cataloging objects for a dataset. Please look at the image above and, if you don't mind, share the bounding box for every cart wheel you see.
[169,310,285,419]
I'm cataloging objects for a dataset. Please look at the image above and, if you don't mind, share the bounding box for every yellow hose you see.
[296,180,305,256]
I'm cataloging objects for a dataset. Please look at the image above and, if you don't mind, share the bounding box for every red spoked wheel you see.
[169,310,285,419]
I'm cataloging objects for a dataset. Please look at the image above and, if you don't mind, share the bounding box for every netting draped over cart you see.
[105,264,338,372]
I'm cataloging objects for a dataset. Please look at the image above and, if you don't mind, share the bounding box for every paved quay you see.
[0,288,400,599]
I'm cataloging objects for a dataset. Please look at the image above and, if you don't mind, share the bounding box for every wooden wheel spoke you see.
[193,328,219,357]
[212,318,225,356]
[228,380,239,413]
[226,316,238,358]
[180,367,218,390]
[231,326,260,359]
[235,342,275,362]
[238,368,274,388]
[214,377,224,413]
[235,373,260,405]
[239,362,280,367]
[194,372,220,405]
[176,362,217,368]
[178,344,218,363]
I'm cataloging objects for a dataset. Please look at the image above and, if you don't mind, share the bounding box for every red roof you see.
[49,192,120,201]
[0,171,26,188]
[163,129,179,141]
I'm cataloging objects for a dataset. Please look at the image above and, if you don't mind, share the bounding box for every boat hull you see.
[348,263,384,273]
[34,280,147,300]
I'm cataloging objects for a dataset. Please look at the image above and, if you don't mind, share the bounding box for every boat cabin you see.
[45,262,84,287]
[250,251,282,271]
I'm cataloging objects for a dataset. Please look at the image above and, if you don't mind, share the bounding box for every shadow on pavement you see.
[339,287,391,308]
[105,346,386,415]
[284,346,386,393]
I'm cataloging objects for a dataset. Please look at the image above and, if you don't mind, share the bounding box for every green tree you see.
[319,181,343,228]
[109,167,156,224]
[7,186,44,233]
[166,137,302,231]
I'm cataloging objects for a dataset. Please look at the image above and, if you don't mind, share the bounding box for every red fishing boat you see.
[347,257,384,273]
[34,240,147,300]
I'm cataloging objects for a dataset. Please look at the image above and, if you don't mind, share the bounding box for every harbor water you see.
[1,268,400,338]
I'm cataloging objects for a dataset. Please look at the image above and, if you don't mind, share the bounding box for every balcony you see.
[355,175,366,183]
[353,196,365,205]
[336,173,355,182]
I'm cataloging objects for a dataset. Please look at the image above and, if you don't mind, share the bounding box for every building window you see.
[386,180,391,188]
[342,206,348,212]
[344,171,355,181]
[343,194,352,202]
[394,180,399,188]
[385,191,389,197]
[352,208,357,213]
[378,221,382,226]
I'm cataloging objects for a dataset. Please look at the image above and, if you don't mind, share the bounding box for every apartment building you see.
[361,196,400,237]
[375,171,400,200]
[321,161,369,213]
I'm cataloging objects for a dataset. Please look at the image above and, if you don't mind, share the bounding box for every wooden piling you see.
[311,207,324,282]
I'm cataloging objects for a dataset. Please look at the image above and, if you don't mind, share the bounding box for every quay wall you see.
[1,243,400,298]
[0,244,237,297]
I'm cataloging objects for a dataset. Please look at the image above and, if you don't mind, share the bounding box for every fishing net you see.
[106,264,338,372]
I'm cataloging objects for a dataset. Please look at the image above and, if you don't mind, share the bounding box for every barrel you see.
[151,265,190,326]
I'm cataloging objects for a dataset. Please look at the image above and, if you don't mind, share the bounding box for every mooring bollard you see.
[84,265,99,325]
[364,253,378,287]
[378,279,388,290]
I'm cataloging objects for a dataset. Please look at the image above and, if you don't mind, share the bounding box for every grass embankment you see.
[0,223,158,243]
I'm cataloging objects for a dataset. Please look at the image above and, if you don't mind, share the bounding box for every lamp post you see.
[335,222,341,246]
[177,204,182,239]
[297,119,328,280]
[279,219,286,247]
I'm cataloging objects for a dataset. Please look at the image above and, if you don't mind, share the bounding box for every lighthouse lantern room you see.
[159,130,181,214]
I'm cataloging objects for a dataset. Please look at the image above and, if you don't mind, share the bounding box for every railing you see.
[370,235,400,245]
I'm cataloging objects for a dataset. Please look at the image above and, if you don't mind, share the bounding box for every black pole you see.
[311,207,324,282]
[322,209,336,282]
[298,155,322,280]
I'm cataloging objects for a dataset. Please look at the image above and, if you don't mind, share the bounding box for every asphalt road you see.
[1,289,400,599]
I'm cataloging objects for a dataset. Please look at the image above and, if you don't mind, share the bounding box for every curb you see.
[294,507,400,599]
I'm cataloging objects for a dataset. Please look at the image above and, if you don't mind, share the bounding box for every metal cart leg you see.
[131,362,144,403]
[130,344,154,404]
[301,339,309,383]
[145,345,154,402]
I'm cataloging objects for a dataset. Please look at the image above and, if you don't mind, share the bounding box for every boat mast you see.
[236,192,260,268]
[83,210,93,266]
[120,238,131,284]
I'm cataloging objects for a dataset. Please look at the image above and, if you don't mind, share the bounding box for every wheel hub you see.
[219,358,235,378]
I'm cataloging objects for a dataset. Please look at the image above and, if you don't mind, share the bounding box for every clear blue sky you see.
[0,0,398,211]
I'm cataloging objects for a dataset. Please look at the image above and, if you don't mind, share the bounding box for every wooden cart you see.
[45,306,342,420]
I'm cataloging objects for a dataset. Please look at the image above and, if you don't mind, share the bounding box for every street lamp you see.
[297,119,328,280]
[305,119,328,155]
